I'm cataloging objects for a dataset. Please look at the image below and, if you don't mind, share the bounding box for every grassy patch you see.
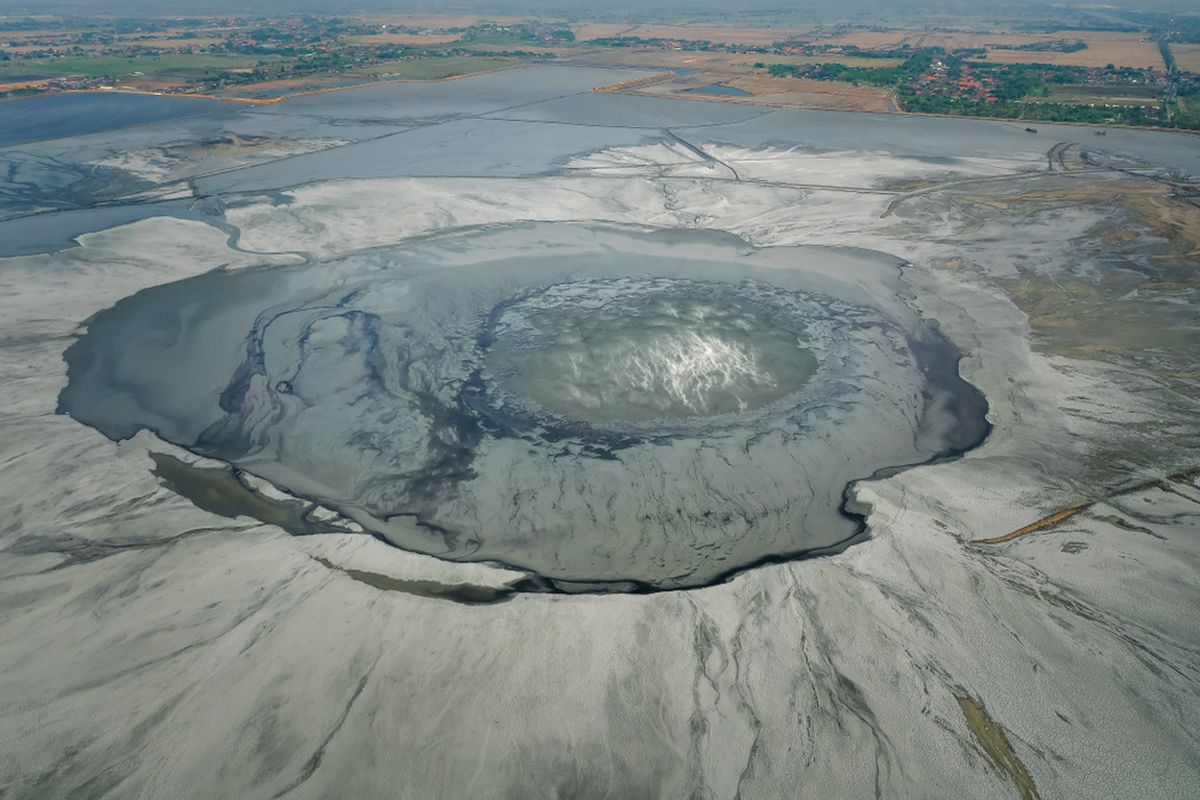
[362,56,523,80]
[956,696,1041,800]
[1031,84,1160,106]
[748,55,907,69]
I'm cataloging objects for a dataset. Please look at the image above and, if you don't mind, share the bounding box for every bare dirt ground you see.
[574,46,898,113]
[1170,44,1200,72]
[571,43,901,113]
[634,74,894,113]
[976,33,1164,69]
[726,75,894,111]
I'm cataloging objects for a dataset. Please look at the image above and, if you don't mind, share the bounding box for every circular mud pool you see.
[482,278,819,427]
[60,223,988,591]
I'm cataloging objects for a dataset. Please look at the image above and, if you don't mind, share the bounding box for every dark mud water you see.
[60,222,989,591]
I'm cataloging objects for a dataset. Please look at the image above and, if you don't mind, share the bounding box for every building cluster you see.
[1082,65,1167,87]
[913,60,1000,102]
[0,74,108,95]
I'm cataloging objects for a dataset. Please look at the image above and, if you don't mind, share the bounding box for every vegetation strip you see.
[978,468,1199,544]
[956,696,1042,800]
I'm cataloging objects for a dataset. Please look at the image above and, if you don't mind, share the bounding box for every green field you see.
[363,56,525,81]
[1027,83,1160,107]
[459,30,530,46]
[0,53,278,80]
[743,55,907,70]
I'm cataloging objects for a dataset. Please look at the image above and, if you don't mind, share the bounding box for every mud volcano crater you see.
[59,223,989,592]
[476,277,820,436]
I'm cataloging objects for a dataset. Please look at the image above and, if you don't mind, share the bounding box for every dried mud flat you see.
[0,66,1198,800]
[627,67,897,113]
[724,74,895,111]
